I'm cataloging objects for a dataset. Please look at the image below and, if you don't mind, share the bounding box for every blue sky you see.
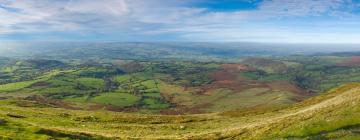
[1,0,360,43]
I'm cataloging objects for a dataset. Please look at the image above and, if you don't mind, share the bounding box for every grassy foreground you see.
[0,83,359,139]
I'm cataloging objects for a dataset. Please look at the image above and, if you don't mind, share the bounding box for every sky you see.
[1,0,360,43]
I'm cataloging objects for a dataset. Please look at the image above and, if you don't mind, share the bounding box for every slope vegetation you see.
[0,83,359,139]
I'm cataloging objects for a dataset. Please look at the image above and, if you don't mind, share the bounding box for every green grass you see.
[0,83,358,139]
[114,75,132,82]
[273,93,360,138]
[76,77,105,90]
[204,88,295,112]
[143,92,162,98]
[90,92,140,107]
[1,59,360,139]
[318,56,348,64]
[141,80,157,89]
[64,96,89,103]
[2,66,17,73]
[0,120,106,139]
[47,79,77,87]
[115,73,153,83]
[0,70,63,93]
[142,98,169,109]
[0,80,38,92]
[37,86,84,95]
[0,121,54,139]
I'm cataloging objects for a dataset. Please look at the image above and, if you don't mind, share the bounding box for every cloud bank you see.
[0,0,360,43]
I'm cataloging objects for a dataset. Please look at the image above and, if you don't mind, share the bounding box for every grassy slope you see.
[217,83,360,139]
[76,78,105,90]
[91,92,140,107]
[0,71,61,93]
[0,83,359,139]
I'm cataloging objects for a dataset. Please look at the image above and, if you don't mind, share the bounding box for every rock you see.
[179,125,186,130]
[6,113,26,118]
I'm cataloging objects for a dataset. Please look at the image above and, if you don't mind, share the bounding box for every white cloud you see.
[65,0,129,16]
[0,0,359,43]
[257,0,346,17]
[0,0,131,34]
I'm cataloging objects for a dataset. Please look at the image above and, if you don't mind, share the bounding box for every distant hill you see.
[1,42,360,61]
[330,51,360,56]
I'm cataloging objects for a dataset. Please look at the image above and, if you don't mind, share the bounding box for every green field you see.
[0,80,37,92]
[0,45,359,139]
[90,92,140,107]
[76,77,105,90]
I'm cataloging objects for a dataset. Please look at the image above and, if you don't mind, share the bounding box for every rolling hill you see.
[0,83,358,139]
[0,48,359,139]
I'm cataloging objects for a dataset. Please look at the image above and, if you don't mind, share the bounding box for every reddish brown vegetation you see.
[24,95,81,110]
[210,64,250,81]
[160,63,312,115]
[199,63,310,107]
[30,82,50,88]
[204,64,267,93]
[338,56,360,67]
[221,64,253,72]
[267,82,310,96]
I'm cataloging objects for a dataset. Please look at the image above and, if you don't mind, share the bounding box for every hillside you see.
[0,56,359,114]
[0,55,359,139]
[0,83,359,139]
[0,60,315,114]
[2,0,360,139]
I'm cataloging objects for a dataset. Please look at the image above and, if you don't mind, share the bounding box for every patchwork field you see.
[0,83,358,139]
[0,54,359,139]
[0,56,359,114]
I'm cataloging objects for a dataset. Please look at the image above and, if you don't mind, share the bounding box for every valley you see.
[0,43,359,139]
[1,0,360,139]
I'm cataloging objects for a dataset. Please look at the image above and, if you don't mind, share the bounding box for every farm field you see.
[0,54,360,114]
[0,46,359,139]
